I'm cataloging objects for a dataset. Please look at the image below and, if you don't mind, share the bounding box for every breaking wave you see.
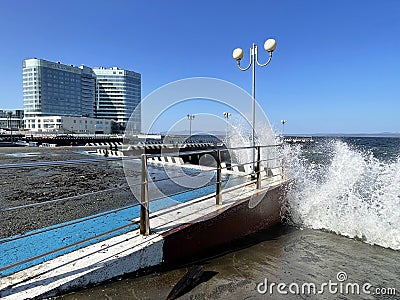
[285,139,400,250]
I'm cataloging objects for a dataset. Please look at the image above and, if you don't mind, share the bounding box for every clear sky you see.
[0,0,399,134]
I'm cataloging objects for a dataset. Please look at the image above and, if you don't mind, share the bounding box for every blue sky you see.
[0,0,399,134]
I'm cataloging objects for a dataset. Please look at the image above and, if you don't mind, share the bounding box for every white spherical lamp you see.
[264,39,277,52]
[232,48,244,61]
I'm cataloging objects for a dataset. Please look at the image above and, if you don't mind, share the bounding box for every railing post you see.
[140,154,150,236]
[265,148,269,178]
[256,146,261,190]
[281,145,286,181]
[216,149,222,205]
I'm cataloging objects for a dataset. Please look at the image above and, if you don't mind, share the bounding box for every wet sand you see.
[0,147,133,238]
[54,225,400,300]
[0,146,220,238]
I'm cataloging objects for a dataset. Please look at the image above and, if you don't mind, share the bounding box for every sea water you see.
[57,137,400,299]
[286,137,400,250]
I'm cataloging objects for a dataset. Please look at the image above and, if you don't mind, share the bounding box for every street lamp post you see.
[232,38,277,173]
[187,114,195,137]
[223,112,231,143]
[281,119,286,137]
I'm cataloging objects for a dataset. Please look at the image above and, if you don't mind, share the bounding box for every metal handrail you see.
[0,186,131,213]
[0,203,138,244]
[228,161,256,169]
[141,143,283,159]
[0,222,137,273]
[223,144,283,151]
[0,143,285,274]
[0,156,125,169]
[0,144,284,213]
[149,180,220,203]
[138,144,285,233]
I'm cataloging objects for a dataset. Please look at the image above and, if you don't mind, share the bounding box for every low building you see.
[0,109,24,129]
[24,116,113,134]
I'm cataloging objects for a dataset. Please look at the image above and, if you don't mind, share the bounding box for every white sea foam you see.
[286,140,400,250]
[226,118,279,169]
[225,121,400,250]
[225,117,253,166]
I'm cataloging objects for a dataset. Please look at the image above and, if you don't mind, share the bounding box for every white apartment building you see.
[93,67,141,131]
[24,116,112,134]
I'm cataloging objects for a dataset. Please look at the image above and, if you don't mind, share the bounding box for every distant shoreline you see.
[161,130,400,138]
[285,133,400,138]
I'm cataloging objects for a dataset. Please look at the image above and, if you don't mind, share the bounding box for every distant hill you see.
[160,130,226,137]
[288,133,400,138]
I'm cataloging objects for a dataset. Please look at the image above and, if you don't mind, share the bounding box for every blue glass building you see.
[22,59,141,132]
[23,59,96,119]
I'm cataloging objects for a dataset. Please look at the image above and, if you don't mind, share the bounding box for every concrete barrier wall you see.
[126,143,215,151]
[96,149,124,157]
[86,142,123,147]
[148,156,184,165]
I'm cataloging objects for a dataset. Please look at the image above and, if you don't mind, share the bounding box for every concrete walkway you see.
[0,176,283,299]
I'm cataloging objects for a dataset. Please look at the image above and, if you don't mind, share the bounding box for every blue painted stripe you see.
[0,184,216,276]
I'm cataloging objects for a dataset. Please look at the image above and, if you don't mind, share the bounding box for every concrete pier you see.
[0,177,286,299]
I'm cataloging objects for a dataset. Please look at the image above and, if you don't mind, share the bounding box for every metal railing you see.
[0,143,285,275]
[138,144,285,235]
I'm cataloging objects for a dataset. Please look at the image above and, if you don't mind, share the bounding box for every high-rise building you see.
[80,65,97,118]
[23,59,96,119]
[93,67,141,131]
[22,59,141,132]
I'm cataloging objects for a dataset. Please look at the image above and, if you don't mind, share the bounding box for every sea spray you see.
[225,117,252,167]
[226,117,279,170]
[285,139,400,250]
